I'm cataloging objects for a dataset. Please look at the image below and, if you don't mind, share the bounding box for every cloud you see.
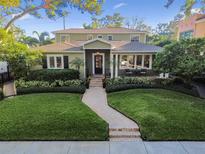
[12,13,32,21]
[113,2,127,9]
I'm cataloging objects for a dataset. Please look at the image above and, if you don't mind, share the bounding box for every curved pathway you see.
[82,77,141,141]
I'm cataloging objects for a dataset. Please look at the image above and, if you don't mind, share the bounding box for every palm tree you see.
[32,31,52,46]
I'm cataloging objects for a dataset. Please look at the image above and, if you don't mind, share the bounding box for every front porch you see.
[85,52,155,78]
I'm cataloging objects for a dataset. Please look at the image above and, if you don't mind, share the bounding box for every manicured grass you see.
[0,93,108,141]
[108,89,205,141]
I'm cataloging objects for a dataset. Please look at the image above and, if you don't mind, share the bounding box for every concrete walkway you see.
[0,141,205,154]
[3,81,16,97]
[193,82,205,98]
[82,77,141,141]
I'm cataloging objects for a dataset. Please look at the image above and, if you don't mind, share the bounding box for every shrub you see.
[26,69,79,82]
[105,77,200,97]
[15,79,84,88]
[0,88,3,100]
[17,86,86,95]
[105,77,152,87]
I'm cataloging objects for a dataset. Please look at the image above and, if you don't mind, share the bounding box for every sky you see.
[14,0,186,37]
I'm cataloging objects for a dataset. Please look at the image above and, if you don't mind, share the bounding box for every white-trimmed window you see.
[120,55,135,69]
[87,34,93,40]
[136,55,143,68]
[108,35,113,41]
[60,35,70,43]
[144,55,150,68]
[97,35,103,39]
[131,35,140,42]
[47,55,64,69]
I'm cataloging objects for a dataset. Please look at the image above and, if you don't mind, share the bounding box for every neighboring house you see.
[34,27,161,78]
[177,14,205,40]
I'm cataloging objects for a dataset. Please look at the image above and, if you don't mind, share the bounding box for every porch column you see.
[115,54,118,78]
[110,53,114,78]
[83,51,86,78]
[142,55,145,68]
[149,55,152,69]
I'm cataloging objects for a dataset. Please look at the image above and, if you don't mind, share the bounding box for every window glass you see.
[136,55,142,68]
[144,55,150,68]
[97,35,103,39]
[87,35,93,40]
[56,56,63,68]
[131,35,140,42]
[180,30,193,39]
[49,57,55,68]
[108,35,113,41]
[61,35,69,42]
[120,55,135,69]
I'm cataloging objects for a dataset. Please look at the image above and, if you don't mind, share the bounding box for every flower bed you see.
[15,79,86,94]
[104,77,200,97]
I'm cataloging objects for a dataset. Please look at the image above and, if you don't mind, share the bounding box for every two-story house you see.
[177,14,205,40]
[35,27,161,78]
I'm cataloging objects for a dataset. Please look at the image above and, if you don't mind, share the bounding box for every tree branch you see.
[4,0,55,31]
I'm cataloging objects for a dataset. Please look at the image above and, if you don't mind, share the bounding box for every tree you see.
[33,31,53,46]
[125,17,152,32]
[70,58,84,71]
[0,28,42,79]
[154,38,205,83]
[83,13,124,29]
[0,0,104,31]
[19,36,39,47]
[165,0,205,16]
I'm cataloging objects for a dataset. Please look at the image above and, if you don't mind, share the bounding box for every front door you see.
[94,55,103,74]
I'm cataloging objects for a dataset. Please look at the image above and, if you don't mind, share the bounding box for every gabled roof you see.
[53,27,148,34]
[83,39,112,50]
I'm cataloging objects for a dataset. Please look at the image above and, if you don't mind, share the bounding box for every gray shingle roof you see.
[53,27,148,34]
[32,41,162,53]
[112,41,162,53]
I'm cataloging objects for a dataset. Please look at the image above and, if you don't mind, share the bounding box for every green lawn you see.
[108,89,205,141]
[0,93,108,141]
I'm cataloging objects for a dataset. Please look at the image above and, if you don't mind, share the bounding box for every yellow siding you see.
[32,53,85,79]
[195,21,205,38]
[84,41,111,49]
[55,33,147,43]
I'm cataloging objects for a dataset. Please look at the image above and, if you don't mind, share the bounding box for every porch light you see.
[96,52,100,55]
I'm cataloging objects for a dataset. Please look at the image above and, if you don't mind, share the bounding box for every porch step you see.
[89,77,103,87]
[109,128,141,141]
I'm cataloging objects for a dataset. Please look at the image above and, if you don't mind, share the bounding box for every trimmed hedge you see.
[26,69,79,82]
[17,86,86,95]
[0,88,3,100]
[105,77,200,97]
[15,79,84,88]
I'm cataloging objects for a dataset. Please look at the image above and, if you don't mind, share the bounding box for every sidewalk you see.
[0,141,205,154]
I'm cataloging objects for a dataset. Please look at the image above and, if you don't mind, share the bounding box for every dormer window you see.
[87,35,93,40]
[97,35,103,39]
[108,35,113,41]
[60,35,70,42]
[131,35,140,42]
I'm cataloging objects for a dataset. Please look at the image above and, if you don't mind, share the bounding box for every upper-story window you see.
[131,35,140,42]
[97,35,103,39]
[180,30,193,39]
[60,35,70,42]
[108,35,113,41]
[87,35,93,40]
